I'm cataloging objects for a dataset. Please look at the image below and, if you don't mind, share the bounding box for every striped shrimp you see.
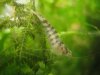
[33,11,72,57]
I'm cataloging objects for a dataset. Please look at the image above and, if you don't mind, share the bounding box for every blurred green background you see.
[0,0,100,75]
